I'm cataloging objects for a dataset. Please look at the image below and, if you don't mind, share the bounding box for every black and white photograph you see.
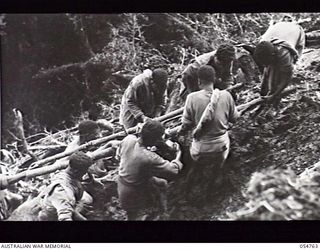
[1,13,320,223]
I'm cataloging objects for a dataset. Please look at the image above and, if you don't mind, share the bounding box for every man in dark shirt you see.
[117,120,183,220]
[8,152,93,221]
[119,69,168,129]
[181,44,235,94]
[181,43,256,98]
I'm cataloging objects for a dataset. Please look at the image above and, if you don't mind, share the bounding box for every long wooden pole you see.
[0,147,116,190]
[29,107,184,169]
[237,87,297,114]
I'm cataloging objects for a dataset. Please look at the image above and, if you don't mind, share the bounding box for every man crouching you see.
[117,120,183,220]
[8,151,93,221]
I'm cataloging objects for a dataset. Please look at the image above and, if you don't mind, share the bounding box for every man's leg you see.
[260,66,270,96]
[184,150,205,199]
[271,69,293,110]
[149,177,168,215]
[185,153,216,205]
[213,149,229,186]
[117,179,151,220]
[254,66,273,117]
[205,147,230,199]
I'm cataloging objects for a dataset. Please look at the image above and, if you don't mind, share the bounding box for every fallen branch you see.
[237,97,263,113]
[228,82,244,91]
[12,109,38,161]
[29,127,77,146]
[26,133,49,141]
[28,145,67,151]
[33,60,106,79]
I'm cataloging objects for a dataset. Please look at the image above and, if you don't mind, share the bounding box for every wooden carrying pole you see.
[29,107,184,169]
[17,83,244,169]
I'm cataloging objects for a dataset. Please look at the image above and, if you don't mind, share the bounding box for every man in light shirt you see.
[253,21,305,102]
[178,65,240,201]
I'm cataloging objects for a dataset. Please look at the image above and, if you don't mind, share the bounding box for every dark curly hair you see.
[78,120,99,136]
[198,65,215,83]
[140,119,165,147]
[152,68,168,92]
[216,44,236,62]
[253,41,276,66]
[69,151,93,174]
[78,120,100,144]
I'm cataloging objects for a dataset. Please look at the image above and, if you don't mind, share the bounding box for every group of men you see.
[116,19,305,218]
[1,19,305,221]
